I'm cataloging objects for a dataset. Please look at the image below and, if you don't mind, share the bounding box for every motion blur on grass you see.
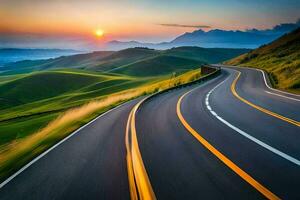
[0,68,205,180]
[0,46,238,181]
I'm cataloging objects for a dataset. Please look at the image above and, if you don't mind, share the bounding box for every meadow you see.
[0,68,206,180]
[0,46,246,180]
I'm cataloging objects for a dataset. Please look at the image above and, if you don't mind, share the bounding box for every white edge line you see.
[265,91,300,102]
[201,74,300,166]
[259,69,300,98]
[0,100,133,189]
[221,64,300,98]
[0,67,220,189]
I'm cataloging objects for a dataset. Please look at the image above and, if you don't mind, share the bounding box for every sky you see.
[0,0,299,49]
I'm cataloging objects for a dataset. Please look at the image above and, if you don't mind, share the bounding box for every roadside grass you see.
[225,28,300,94]
[0,113,60,146]
[227,53,300,94]
[0,69,203,181]
[0,69,147,151]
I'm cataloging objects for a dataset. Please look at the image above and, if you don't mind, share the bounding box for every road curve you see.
[135,67,299,199]
[0,66,299,199]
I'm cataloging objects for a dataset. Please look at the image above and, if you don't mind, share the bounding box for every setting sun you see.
[95,29,104,37]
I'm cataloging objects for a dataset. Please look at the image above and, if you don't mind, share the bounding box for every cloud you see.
[158,23,211,28]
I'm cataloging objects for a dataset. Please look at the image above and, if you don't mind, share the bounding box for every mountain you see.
[106,20,300,50]
[107,40,157,50]
[1,46,249,75]
[170,29,275,48]
[226,27,300,93]
[0,48,81,66]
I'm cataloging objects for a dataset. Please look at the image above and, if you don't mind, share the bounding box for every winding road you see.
[0,65,299,199]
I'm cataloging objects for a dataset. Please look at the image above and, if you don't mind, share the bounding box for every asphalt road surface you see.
[1,66,299,199]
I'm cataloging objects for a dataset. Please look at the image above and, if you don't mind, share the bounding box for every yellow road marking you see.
[125,111,138,200]
[176,92,280,200]
[231,71,300,127]
[125,100,156,200]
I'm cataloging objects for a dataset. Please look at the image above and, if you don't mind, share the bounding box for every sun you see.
[95,29,104,37]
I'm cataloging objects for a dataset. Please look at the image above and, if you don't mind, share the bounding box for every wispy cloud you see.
[158,23,211,28]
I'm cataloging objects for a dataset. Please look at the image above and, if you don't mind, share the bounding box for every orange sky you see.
[0,0,207,42]
[2,1,299,38]
[1,0,299,48]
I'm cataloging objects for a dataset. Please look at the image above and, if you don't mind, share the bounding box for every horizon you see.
[1,0,299,50]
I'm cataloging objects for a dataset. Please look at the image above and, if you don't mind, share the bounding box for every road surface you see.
[0,66,299,199]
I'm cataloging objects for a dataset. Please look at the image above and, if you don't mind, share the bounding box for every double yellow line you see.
[176,92,280,200]
[125,69,291,199]
[231,71,300,127]
[125,100,156,200]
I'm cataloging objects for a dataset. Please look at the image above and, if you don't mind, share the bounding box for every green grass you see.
[226,28,300,93]
[0,71,106,107]
[0,113,60,146]
[0,69,150,148]
[0,67,210,181]
[163,46,250,63]
[111,55,203,76]
[0,45,240,180]
[2,46,248,74]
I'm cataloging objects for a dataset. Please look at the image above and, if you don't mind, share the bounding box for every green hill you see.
[226,28,300,93]
[111,55,202,76]
[0,71,108,108]
[86,47,159,71]
[0,46,249,142]
[163,46,249,63]
[0,69,149,144]
[2,47,248,75]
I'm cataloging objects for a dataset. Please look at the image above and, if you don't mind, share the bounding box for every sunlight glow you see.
[95,29,104,37]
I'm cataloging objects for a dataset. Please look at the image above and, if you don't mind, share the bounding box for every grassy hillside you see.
[0,67,212,181]
[86,47,158,71]
[0,71,107,108]
[226,28,300,93]
[0,46,248,150]
[0,68,152,149]
[0,69,143,120]
[2,47,249,74]
[111,55,202,76]
[163,46,249,63]
[0,45,238,180]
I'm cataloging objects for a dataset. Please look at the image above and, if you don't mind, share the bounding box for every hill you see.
[2,47,248,75]
[226,27,300,93]
[163,47,249,63]
[86,47,158,71]
[111,55,202,76]
[0,71,112,108]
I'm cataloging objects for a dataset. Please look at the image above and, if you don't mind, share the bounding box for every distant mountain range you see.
[106,20,300,50]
